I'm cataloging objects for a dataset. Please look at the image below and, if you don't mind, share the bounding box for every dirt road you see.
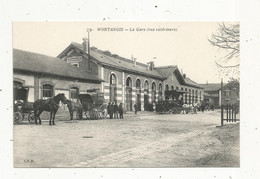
[13,110,239,167]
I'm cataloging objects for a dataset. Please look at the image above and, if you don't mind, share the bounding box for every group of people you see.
[107,102,124,119]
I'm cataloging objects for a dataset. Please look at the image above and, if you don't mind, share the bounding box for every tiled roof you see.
[156,65,202,89]
[184,77,203,89]
[69,42,165,79]
[13,49,102,82]
[199,83,226,91]
[155,65,178,78]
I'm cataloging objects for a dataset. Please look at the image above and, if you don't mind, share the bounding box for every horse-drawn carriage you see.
[13,87,35,124]
[78,92,107,119]
[155,100,183,114]
[67,92,107,120]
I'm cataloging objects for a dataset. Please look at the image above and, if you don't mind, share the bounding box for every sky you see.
[13,22,239,83]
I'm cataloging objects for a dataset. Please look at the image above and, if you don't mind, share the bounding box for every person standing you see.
[119,103,124,119]
[201,101,205,113]
[134,104,138,114]
[114,102,119,119]
[107,102,111,118]
[109,102,114,119]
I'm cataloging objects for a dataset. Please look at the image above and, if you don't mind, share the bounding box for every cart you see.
[77,92,107,120]
[13,87,35,124]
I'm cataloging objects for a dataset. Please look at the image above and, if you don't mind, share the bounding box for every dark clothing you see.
[119,104,124,119]
[201,103,205,112]
[134,104,138,114]
[109,103,114,119]
[114,104,119,119]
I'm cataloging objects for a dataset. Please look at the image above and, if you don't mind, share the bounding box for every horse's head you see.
[56,93,67,104]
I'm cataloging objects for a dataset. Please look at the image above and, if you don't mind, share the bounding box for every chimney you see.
[206,80,208,85]
[183,73,186,78]
[148,61,154,70]
[82,37,88,53]
[147,62,150,70]
[131,55,136,67]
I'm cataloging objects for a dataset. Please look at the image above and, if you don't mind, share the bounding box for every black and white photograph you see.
[1,0,260,178]
[12,22,240,168]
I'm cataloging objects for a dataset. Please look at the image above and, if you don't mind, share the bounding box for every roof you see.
[199,83,226,91]
[155,65,178,78]
[184,77,203,89]
[67,42,164,79]
[156,65,202,89]
[13,49,102,82]
[57,42,202,88]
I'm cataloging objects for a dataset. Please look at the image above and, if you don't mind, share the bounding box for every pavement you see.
[13,109,239,168]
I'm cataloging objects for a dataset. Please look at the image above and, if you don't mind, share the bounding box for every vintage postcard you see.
[12,22,240,168]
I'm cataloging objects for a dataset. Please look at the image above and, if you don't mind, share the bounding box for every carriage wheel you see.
[172,108,178,114]
[28,112,35,124]
[14,112,23,125]
[158,107,166,114]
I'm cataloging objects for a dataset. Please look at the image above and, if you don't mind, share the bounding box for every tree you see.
[208,23,240,80]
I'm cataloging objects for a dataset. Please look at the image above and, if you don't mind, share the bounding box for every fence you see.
[220,104,240,126]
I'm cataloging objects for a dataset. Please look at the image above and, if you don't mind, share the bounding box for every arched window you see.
[159,83,163,101]
[110,74,117,102]
[126,77,132,87]
[110,74,117,85]
[136,79,141,88]
[144,80,149,90]
[70,87,79,102]
[165,84,169,91]
[176,86,179,90]
[171,85,174,91]
[43,84,54,99]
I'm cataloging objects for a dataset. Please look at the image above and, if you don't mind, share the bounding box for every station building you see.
[13,38,204,111]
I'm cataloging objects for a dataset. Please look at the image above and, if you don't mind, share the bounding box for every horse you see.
[65,99,83,120]
[33,93,67,125]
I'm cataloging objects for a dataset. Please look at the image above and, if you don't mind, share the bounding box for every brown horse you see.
[65,99,83,120]
[33,93,67,125]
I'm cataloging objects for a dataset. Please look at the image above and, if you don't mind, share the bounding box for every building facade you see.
[13,49,102,103]
[14,38,204,111]
[57,39,203,111]
[200,81,239,107]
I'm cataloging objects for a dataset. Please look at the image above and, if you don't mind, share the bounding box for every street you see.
[13,109,239,167]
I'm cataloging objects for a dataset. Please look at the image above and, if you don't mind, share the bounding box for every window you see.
[165,84,169,91]
[171,85,174,91]
[144,81,149,90]
[225,90,231,97]
[43,84,53,99]
[110,74,116,85]
[176,86,179,90]
[71,62,79,67]
[136,79,141,88]
[126,77,132,87]
[70,87,79,101]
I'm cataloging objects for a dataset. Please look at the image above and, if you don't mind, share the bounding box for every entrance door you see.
[144,94,149,111]
[136,94,141,111]
[126,87,132,111]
